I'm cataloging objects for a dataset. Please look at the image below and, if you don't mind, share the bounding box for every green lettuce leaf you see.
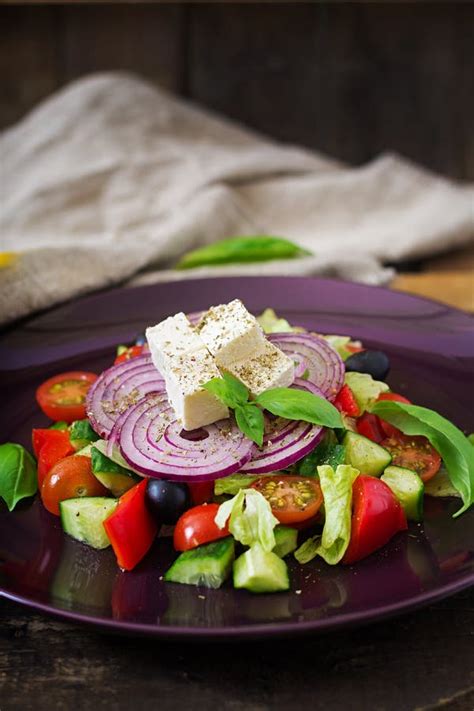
[257,308,294,334]
[294,464,359,565]
[215,488,279,551]
[214,473,259,496]
[344,372,389,412]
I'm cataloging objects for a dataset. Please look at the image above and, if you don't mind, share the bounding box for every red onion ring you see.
[118,394,255,481]
[269,332,344,401]
[86,354,165,438]
[240,378,325,474]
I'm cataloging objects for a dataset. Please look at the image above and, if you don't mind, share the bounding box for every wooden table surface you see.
[1,246,473,711]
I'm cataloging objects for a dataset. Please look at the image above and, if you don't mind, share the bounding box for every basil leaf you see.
[203,377,239,408]
[177,235,311,270]
[203,373,249,409]
[256,388,343,429]
[371,401,474,517]
[0,443,38,511]
[221,372,249,406]
[235,404,264,446]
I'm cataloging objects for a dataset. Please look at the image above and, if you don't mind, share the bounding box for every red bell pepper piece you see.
[343,475,407,564]
[334,384,360,417]
[33,429,75,488]
[104,480,158,571]
[376,393,411,438]
[356,412,386,443]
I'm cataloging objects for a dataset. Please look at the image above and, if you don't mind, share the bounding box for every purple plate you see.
[0,276,473,639]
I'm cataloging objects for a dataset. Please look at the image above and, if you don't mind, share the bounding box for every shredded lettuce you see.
[344,372,389,412]
[294,464,359,565]
[215,488,279,552]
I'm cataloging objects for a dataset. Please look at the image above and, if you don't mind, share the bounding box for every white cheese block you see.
[225,340,295,397]
[196,299,265,367]
[146,314,228,430]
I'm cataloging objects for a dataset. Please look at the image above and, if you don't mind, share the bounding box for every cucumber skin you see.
[344,431,392,476]
[233,544,289,593]
[273,526,298,558]
[381,466,424,522]
[164,538,235,589]
[60,497,118,549]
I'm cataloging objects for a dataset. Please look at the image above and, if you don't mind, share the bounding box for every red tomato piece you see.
[380,434,441,482]
[346,344,364,354]
[343,475,407,564]
[356,412,386,443]
[187,481,214,505]
[41,455,108,515]
[114,345,144,365]
[334,384,361,418]
[104,480,158,571]
[34,429,75,488]
[377,392,412,405]
[376,393,412,438]
[36,371,98,423]
[173,503,229,552]
[251,475,323,525]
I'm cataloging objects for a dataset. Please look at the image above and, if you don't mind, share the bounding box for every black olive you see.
[145,479,191,525]
[345,350,390,381]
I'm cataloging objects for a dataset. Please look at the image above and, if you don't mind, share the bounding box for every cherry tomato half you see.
[36,371,98,423]
[251,475,323,525]
[41,455,108,515]
[33,429,75,488]
[376,392,412,438]
[356,412,386,443]
[343,475,407,564]
[380,434,441,483]
[173,503,229,551]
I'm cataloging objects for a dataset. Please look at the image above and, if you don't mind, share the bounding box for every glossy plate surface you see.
[0,276,473,639]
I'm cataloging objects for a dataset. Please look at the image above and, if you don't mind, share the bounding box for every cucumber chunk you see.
[164,537,235,589]
[273,526,298,558]
[343,431,391,476]
[60,497,118,549]
[91,446,139,497]
[233,544,289,593]
[381,466,424,522]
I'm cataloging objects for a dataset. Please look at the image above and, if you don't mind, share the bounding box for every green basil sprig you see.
[371,401,474,517]
[177,235,311,270]
[204,373,343,446]
[0,443,38,511]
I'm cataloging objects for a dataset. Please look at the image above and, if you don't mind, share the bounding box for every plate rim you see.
[1,274,473,638]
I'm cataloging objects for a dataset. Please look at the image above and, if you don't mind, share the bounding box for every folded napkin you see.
[1,72,472,326]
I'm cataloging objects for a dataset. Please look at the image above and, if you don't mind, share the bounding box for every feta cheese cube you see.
[146,314,228,430]
[196,299,265,366]
[225,340,295,397]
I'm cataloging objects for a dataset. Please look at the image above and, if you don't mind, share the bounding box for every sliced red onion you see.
[240,378,325,474]
[269,332,344,401]
[86,354,165,438]
[118,394,255,482]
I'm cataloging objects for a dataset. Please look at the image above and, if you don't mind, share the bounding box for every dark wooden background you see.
[2,2,473,180]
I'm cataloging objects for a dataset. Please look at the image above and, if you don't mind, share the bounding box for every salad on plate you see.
[1,299,473,594]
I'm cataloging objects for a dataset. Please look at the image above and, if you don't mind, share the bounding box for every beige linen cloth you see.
[1,72,473,326]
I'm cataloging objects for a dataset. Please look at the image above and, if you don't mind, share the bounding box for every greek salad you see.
[1,301,473,594]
